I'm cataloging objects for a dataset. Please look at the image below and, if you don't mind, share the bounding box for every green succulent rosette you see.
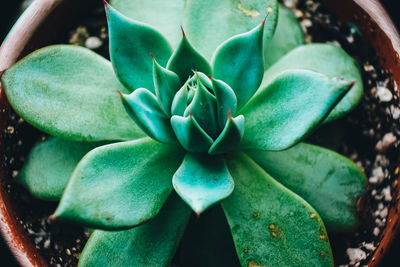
[1,1,367,266]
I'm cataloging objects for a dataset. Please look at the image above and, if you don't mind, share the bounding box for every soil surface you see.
[1,0,399,266]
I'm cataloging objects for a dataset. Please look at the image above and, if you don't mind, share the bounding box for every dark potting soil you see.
[1,0,399,266]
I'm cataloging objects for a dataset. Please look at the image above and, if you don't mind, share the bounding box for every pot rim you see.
[1,0,400,266]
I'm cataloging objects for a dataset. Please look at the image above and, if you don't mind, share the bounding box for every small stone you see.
[363,243,376,251]
[375,132,397,152]
[390,105,400,119]
[294,9,304,18]
[373,227,380,236]
[382,186,392,202]
[375,86,393,102]
[369,166,385,184]
[283,0,298,8]
[44,239,51,249]
[85,36,103,50]
[380,207,388,218]
[346,248,367,265]
[69,26,89,46]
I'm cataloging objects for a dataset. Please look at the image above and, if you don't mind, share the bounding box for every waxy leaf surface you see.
[240,69,353,150]
[79,193,191,267]
[184,0,278,60]
[17,137,101,201]
[171,115,213,153]
[110,0,184,48]
[107,3,172,92]
[167,34,211,83]
[153,58,181,116]
[262,44,363,122]
[223,152,334,267]
[211,77,237,128]
[54,138,184,230]
[212,21,265,109]
[209,115,245,155]
[264,4,304,68]
[1,45,144,141]
[173,153,234,214]
[121,88,176,144]
[246,142,367,232]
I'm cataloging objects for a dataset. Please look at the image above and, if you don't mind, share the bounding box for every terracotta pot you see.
[0,0,399,266]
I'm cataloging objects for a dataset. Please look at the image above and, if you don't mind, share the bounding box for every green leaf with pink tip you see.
[120,88,176,144]
[152,56,181,116]
[184,0,278,60]
[173,153,234,214]
[209,114,245,155]
[211,77,238,128]
[167,30,212,83]
[106,3,172,92]
[240,69,354,151]
[223,152,334,267]
[212,20,265,109]
[171,115,213,153]
[1,45,144,142]
[261,44,363,122]
[78,192,191,267]
[54,138,184,230]
[184,75,219,139]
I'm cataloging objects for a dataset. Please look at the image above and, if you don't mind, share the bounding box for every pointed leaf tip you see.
[117,90,123,98]
[180,25,186,38]
[49,214,56,222]
[102,0,109,8]
[150,52,155,60]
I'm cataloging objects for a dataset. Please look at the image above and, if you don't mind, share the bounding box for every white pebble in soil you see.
[375,86,393,102]
[375,132,397,152]
[85,36,103,50]
[368,166,385,184]
[346,248,367,265]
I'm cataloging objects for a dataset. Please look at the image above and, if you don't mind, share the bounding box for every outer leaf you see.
[240,69,354,151]
[264,4,304,68]
[173,153,234,214]
[120,88,176,144]
[53,138,184,230]
[246,142,367,232]
[110,0,184,48]
[17,137,101,201]
[171,115,213,153]
[184,75,219,138]
[167,31,212,83]
[106,3,172,92]
[261,44,363,122]
[223,152,334,267]
[184,0,278,60]
[1,45,144,141]
[210,77,237,128]
[212,20,265,109]
[153,57,181,116]
[209,114,245,155]
[79,193,191,267]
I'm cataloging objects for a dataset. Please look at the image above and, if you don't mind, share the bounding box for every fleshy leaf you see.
[120,88,176,144]
[212,19,265,109]
[210,77,238,128]
[54,138,184,230]
[223,152,334,267]
[110,0,184,48]
[106,3,172,92]
[209,113,245,155]
[178,206,240,267]
[246,142,367,232]
[184,0,278,60]
[261,44,363,122]
[152,56,181,116]
[173,153,234,214]
[184,75,219,138]
[240,69,354,151]
[1,45,144,141]
[17,137,101,201]
[167,29,212,83]
[170,115,213,153]
[171,82,190,116]
[263,4,304,68]
[79,192,191,267]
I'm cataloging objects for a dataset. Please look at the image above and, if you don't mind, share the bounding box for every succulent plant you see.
[1,0,367,266]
